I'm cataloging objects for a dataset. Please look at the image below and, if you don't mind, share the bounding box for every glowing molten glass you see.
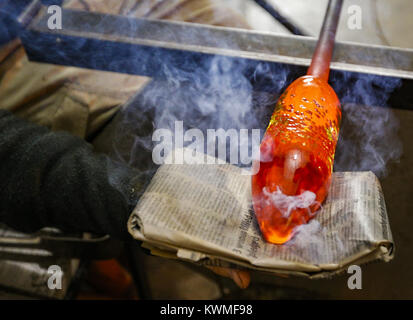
[251,75,341,244]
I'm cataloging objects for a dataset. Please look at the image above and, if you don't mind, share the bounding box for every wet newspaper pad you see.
[128,148,394,279]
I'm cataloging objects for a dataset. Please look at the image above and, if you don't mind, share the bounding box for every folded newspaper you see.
[128,148,394,279]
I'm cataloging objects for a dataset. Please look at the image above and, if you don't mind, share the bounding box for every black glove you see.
[0,109,142,240]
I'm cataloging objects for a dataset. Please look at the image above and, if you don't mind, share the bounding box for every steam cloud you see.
[263,187,318,219]
[116,60,402,183]
[113,55,287,174]
[332,73,402,177]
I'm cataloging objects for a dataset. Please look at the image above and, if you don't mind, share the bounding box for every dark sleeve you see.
[0,109,141,240]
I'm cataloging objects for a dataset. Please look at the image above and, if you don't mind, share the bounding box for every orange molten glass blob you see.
[251,75,342,244]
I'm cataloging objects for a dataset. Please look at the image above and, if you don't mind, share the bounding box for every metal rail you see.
[18,5,413,80]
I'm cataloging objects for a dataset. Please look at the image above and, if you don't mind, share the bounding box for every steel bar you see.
[19,6,413,79]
